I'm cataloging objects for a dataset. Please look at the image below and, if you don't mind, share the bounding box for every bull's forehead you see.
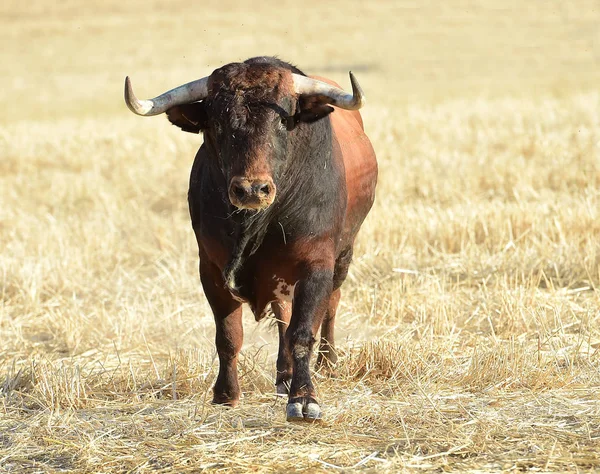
[208,63,294,98]
[206,64,295,133]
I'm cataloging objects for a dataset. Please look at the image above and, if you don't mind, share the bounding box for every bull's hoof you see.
[286,402,304,421]
[304,402,322,421]
[286,397,322,423]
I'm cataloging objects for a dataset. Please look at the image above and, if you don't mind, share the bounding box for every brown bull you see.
[124,57,377,421]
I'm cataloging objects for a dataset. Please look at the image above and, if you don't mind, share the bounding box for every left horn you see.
[124,76,209,116]
[291,72,365,110]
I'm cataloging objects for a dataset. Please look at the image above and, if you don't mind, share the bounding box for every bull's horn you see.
[124,76,209,116]
[291,72,365,110]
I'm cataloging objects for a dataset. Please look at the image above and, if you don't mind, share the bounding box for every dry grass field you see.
[2,1,600,472]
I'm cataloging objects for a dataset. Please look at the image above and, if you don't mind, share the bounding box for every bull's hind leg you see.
[271,301,292,395]
[316,288,340,371]
[315,246,353,371]
[200,260,243,407]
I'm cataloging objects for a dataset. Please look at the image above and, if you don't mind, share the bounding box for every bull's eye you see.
[281,115,296,131]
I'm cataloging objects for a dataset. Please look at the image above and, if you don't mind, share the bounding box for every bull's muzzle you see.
[229,176,276,210]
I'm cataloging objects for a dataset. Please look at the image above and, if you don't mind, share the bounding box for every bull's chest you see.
[228,272,296,320]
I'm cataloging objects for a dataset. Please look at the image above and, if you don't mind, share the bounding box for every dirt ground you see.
[1,1,600,472]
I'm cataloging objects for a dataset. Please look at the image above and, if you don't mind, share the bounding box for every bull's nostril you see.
[256,183,271,196]
[232,184,246,200]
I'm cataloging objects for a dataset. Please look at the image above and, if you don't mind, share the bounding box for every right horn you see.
[124,76,209,116]
[291,72,365,110]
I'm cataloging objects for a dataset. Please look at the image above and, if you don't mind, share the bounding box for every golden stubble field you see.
[2,1,600,472]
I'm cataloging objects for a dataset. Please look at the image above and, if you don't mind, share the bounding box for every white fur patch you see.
[273,275,296,302]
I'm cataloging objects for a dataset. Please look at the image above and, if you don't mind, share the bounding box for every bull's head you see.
[124,60,364,211]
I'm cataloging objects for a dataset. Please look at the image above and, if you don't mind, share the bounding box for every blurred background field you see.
[3,0,600,122]
[1,1,600,472]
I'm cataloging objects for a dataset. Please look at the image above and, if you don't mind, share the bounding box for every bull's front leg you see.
[285,269,333,422]
[199,259,243,406]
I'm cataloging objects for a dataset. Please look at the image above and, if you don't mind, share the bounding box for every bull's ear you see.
[166,102,209,134]
[295,95,334,124]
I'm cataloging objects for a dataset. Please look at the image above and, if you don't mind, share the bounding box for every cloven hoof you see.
[286,400,322,423]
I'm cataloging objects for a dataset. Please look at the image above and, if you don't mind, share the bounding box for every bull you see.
[124,56,377,421]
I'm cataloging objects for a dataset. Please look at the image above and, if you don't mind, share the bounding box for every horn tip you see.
[124,76,132,97]
[124,76,153,116]
[124,76,136,111]
[348,71,366,108]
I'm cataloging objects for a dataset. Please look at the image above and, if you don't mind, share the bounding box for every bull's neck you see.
[216,116,335,291]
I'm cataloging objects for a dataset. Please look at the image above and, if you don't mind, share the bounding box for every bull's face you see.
[201,65,296,211]
[124,59,365,211]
